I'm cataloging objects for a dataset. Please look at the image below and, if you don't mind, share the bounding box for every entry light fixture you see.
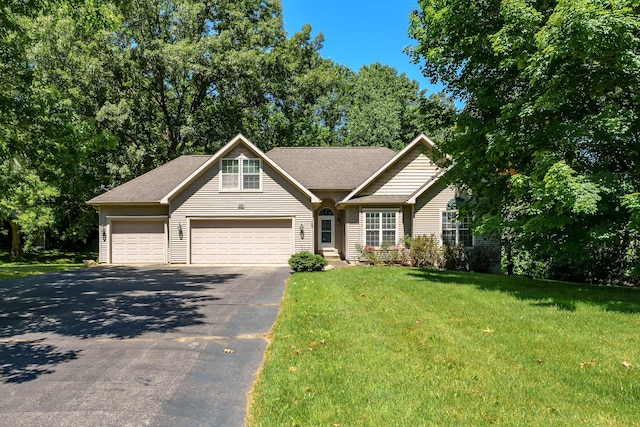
[102,226,107,242]
[178,222,184,240]
[299,223,304,240]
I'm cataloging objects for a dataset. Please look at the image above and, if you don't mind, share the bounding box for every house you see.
[88,134,488,265]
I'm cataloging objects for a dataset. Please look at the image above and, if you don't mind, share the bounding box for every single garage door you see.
[190,219,293,264]
[111,221,166,264]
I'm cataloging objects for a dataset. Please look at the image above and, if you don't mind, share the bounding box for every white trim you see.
[106,215,168,221]
[440,208,474,248]
[361,207,401,213]
[318,209,335,251]
[340,134,441,204]
[160,134,320,204]
[361,208,401,248]
[186,215,295,220]
[219,157,263,192]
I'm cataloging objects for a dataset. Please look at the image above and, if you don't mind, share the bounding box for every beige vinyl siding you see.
[344,206,361,261]
[415,184,500,250]
[98,205,169,264]
[362,145,439,196]
[413,184,456,241]
[169,157,313,264]
[225,145,255,159]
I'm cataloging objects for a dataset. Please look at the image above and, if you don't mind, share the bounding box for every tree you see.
[0,0,68,255]
[10,0,339,251]
[1,0,459,254]
[0,159,59,256]
[408,0,640,284]
[343,63,430,150]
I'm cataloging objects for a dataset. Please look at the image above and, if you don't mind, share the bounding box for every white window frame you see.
[220,156,262,192]
[362,208,399,248]
[441,209,473,248]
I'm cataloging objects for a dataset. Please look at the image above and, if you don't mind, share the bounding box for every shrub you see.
[409,234,443,269]
[356,243,406,265]
[469,245,501,273]
[378,242,404,265]
[443,244,469,271]
[356,244,380,264]
[288,251,328,272]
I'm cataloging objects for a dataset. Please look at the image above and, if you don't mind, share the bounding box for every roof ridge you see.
[270,146,391,149]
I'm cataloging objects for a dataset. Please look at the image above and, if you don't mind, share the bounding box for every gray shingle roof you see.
[266,147,396,190]
[340,195,410,205]
[88,145,399,205]
[87,155,213,204]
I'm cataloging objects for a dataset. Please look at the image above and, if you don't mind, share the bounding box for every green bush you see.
[288,251,328,272]
[443,244,469,271]
[409,234,443,269]
[469,245,500,273]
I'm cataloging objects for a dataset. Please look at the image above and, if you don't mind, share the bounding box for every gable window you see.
[220,158,262,191]
[365,211,397,247]
[442,211,472,247]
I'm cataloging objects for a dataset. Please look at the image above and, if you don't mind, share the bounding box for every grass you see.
[0,250,95,281]
[248,267,640,426]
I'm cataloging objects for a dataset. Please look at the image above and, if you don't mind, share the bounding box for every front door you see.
[318,208,335,251]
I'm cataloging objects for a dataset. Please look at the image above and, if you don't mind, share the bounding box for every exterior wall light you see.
[102,226,107,242]
[178,222,184,240]
[299,223,304,239]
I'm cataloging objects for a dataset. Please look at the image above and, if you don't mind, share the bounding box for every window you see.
[220,158,261,191]
[242,159,260,189]
[221,159,239,190]
[365,211,396,247]
[442,211,472,247]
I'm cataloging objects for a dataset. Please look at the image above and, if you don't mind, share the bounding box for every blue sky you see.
[280,0,445,96]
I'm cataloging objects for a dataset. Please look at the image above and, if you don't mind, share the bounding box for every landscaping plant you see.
[288,252,327,272]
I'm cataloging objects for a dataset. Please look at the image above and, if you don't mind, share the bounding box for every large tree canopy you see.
[1,0,456,254]
[409,0,640,283]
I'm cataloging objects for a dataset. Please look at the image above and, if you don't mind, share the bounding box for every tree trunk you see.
[9,218,23,258]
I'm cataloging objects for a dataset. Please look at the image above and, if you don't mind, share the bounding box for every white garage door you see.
[190,219,293,264]
[111,221,166,264]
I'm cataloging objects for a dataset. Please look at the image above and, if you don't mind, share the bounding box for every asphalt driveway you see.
[0,266,290,426]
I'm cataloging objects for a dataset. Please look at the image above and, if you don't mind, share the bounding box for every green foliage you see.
[0,0,459,253]
[288,251,327,272]
[408,0,640,284]
[408,234,443,269]
[469,245,500,273]
[0,159,59,251]
[442,244,469,271]
[356,243,406,266]
[344,63,425,150]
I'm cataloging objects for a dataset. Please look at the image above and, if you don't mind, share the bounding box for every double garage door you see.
[190,219,293,264]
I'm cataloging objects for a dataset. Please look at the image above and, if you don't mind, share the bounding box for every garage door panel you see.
[111,221,166,264]
[191,219,292,264]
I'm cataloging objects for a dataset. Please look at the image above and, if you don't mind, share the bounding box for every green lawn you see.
[248,267,640,426]
[0,250,94,281]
